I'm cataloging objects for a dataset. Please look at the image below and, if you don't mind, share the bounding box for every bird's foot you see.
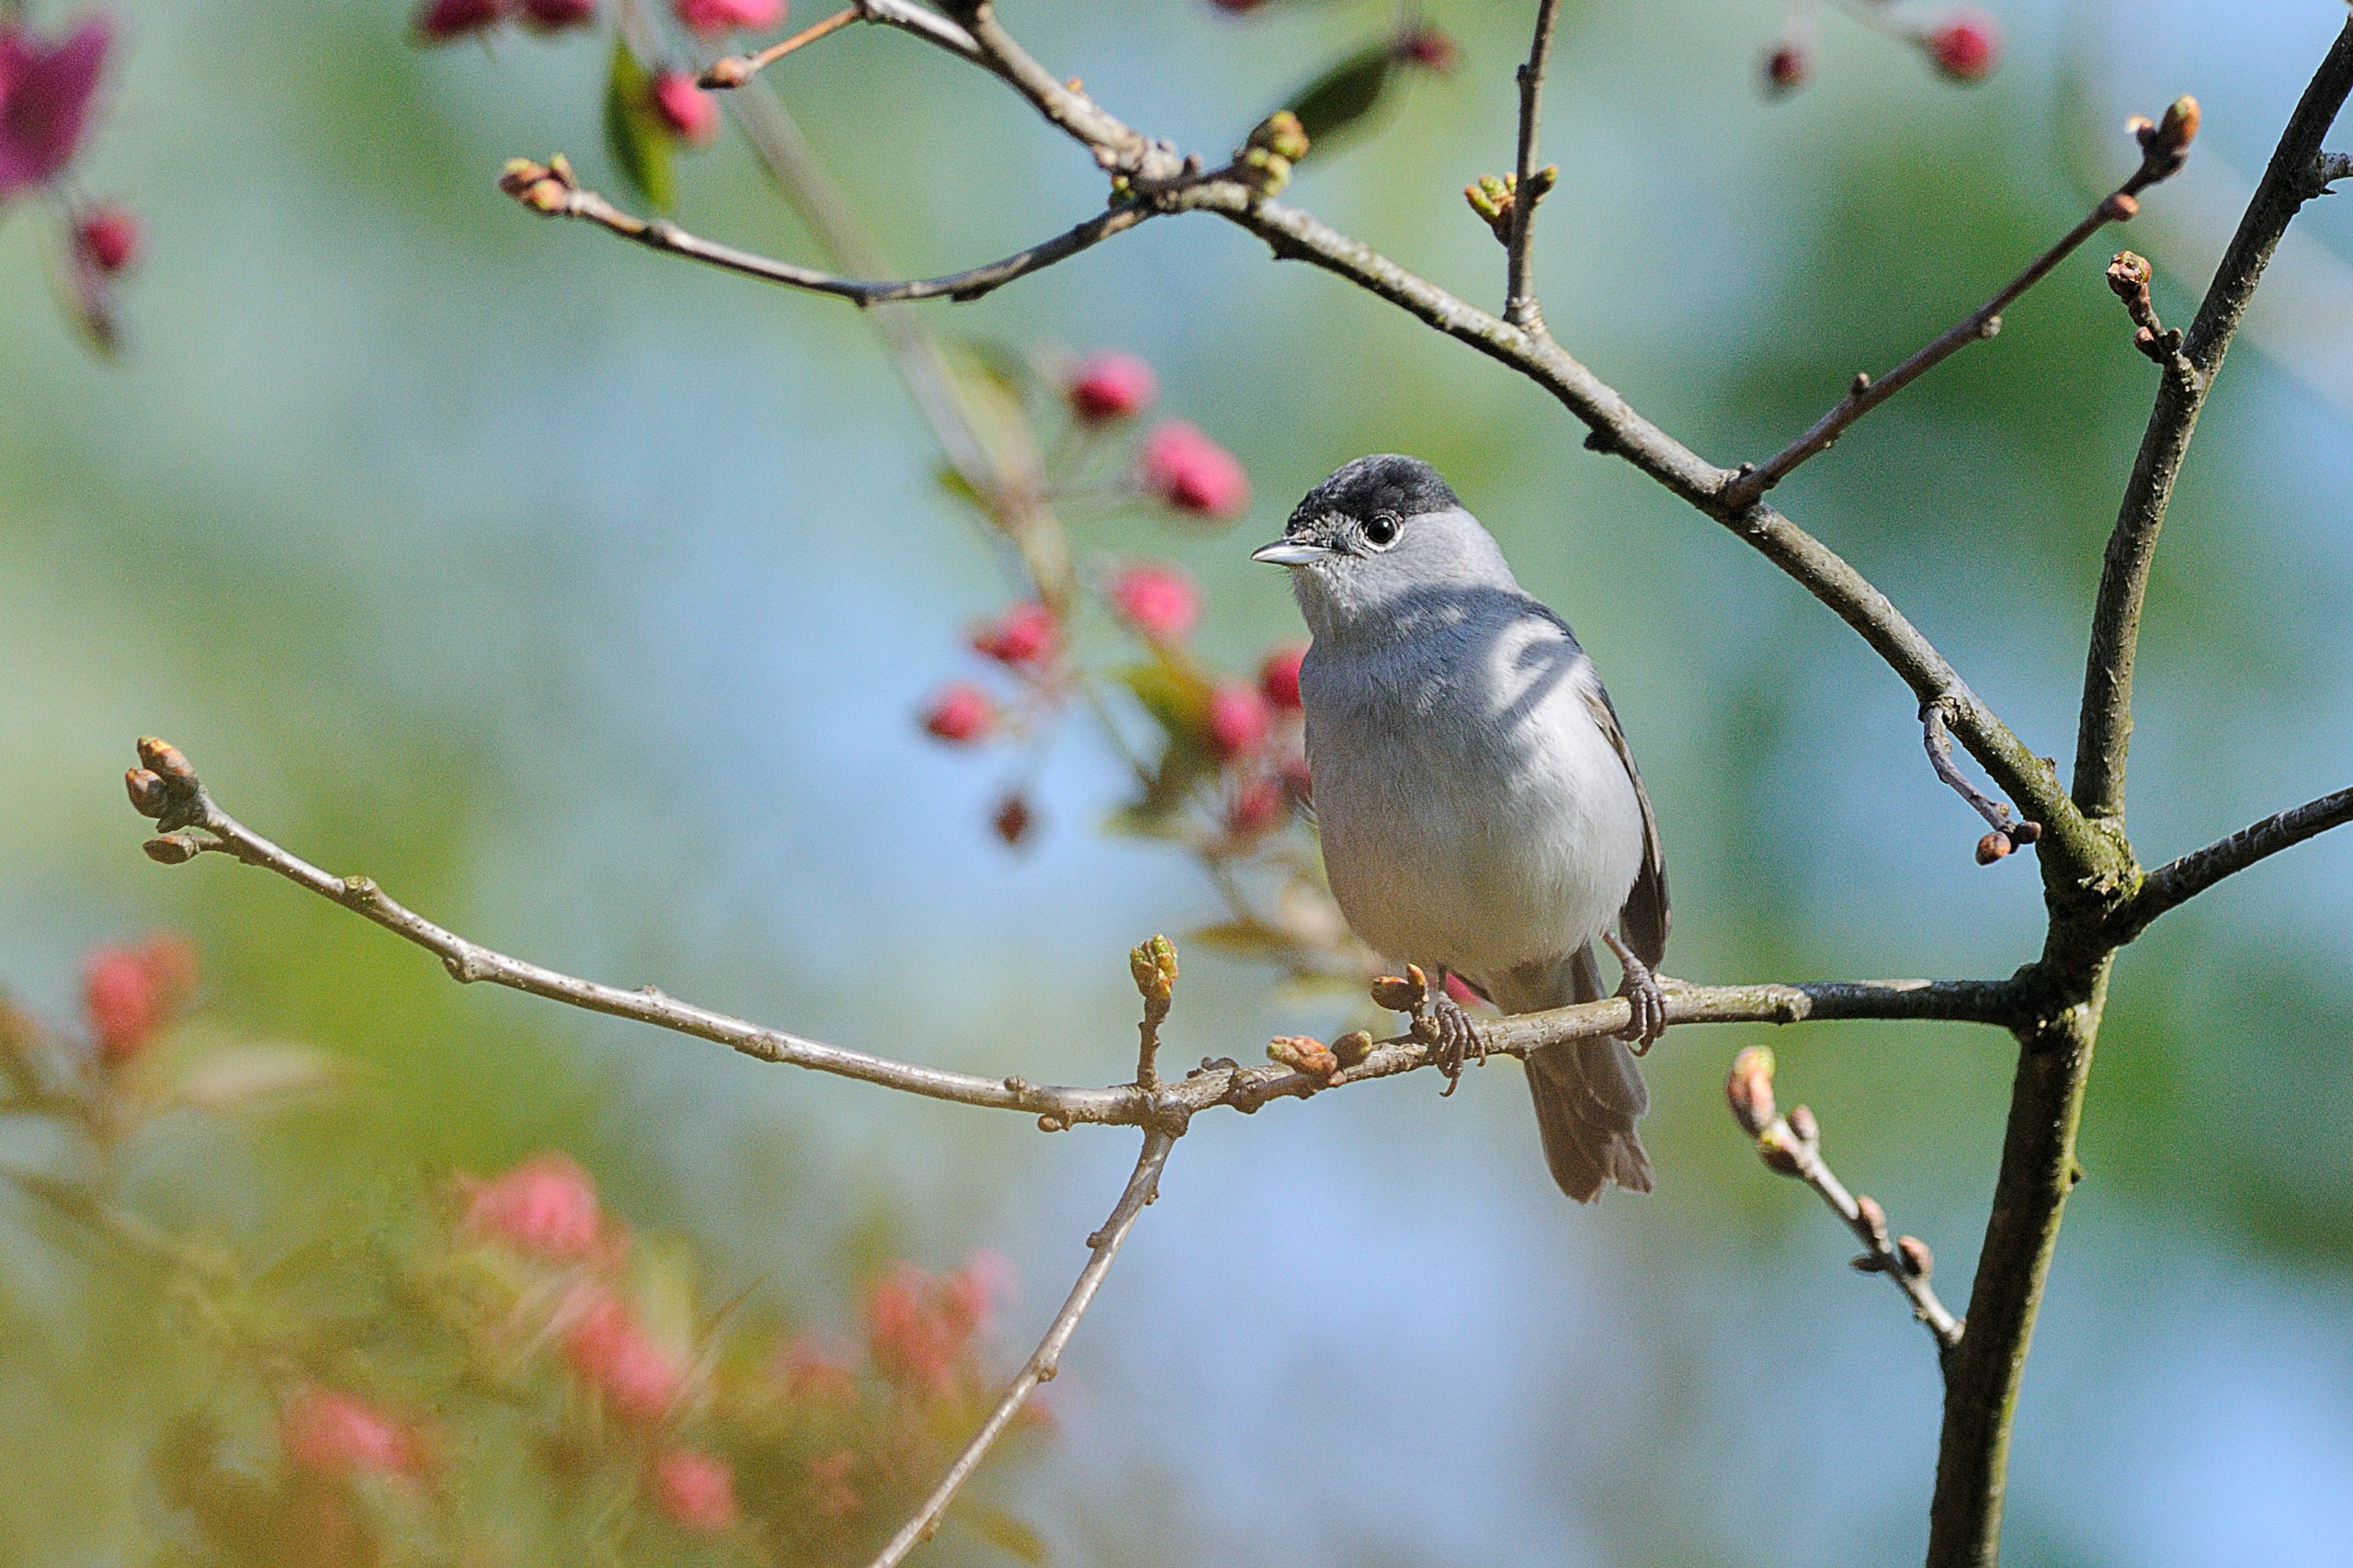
[1373,965,1486,1092]
[1603,933,1667,1052]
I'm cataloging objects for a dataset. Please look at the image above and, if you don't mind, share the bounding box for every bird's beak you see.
[1251,539,1333,566]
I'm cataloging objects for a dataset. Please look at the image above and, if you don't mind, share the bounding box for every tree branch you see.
[2113,784,2353,939]
[1718,97,2200,515]
[497,155,1158,306]
[1727,1049,1963,1360]
[864,1127,1176,1568]
[1503,0,1564,332]
[122,738,2026,1127]
[1923,702,2042,864]
[2073,19,2353,823]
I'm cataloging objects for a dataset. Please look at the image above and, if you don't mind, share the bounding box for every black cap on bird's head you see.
[1251,455,1463,567]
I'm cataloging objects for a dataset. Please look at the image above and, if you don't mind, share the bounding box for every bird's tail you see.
[1495,944,1654,1203]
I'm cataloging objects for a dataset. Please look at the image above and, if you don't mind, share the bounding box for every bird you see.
[1252,454,1668,1201]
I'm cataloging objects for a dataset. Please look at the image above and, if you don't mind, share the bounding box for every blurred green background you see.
[6,0,2352,1562]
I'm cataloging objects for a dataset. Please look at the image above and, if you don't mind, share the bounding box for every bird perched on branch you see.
[1253,455,1668,1201]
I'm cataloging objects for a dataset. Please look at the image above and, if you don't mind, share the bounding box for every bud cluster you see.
[1756,3,2002,99]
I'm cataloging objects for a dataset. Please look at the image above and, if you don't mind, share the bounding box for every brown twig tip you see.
[1923,704,2040,861]
[2123,95,2200,189]
[1267,1035,1340,1082]
[1726,1045,1778,1136]
[2104,248,2199,384]
[1369,966,1427,1014]
[701,5,858,89]
[1897,1234,1934,1278]
[499,155,578,215]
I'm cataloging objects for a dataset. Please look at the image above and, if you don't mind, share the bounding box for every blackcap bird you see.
[1253,454,1668,1201]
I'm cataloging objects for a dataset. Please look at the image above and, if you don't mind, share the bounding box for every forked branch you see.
[864,1128,1177,1568]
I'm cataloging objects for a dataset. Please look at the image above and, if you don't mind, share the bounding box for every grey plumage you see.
[1254,455,1669,1202]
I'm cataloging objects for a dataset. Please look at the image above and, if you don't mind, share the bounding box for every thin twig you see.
[1923,702,2042,862]
[123,741,2028,1131]
[2115,784,2353,939]
[699,6,858,89]
[2103,251,2200,389]
[863,1128,1176,1568]
[1719,102,2200,515]
[1503,0,1564,333]
[2308,148,2352,193]
[1729,1050,1962,1360]
[2074,24,2353,822]
[499,157,1157,306]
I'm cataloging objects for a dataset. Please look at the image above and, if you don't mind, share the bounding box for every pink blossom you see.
[651,71,717,146]
[863,1264,977,1394]
[413,0,506,42]
[971,601,1057,667]
[82,937,196,1065]
[675,0,784,36]
[1227,776,1286,839]
[74,204,136,274]
[462,1153,604,1262]
[653,1449,739,1532]
[1108,562,1199,644]
[282,1388,419,1481]
[1926,9,2000,81]
[0,17,110,203]
[1066,352,1156,423]
[921,682,995,744]
[1762,41,1809,96]
[1206,683,1270,760]
[1136,420,1250,520]
[1258,643,1306,711]
[517,0,597,28]
[563,1290,684,1424]
[1443,972,1489,1012]
[1392,27,1457,74]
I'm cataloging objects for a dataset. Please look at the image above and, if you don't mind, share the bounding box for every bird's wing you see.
[1582,680,1669,970]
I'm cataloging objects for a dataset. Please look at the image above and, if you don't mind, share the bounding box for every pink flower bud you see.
[651,71,718,145]
[1136,421,1250,521]
[282,1388,419,1480]
[1762,41,1809,96]
[1725,1046,1777,1136]
[1227,775,1286,839]
[74,205,137,275]
[970,600,1058,666]
[1206,682,1271,760]
[1442,972,1487,1011]
[563,1290,685,1424]
[517,0,597,28]
[1257,642,1306,710]
[1108,562,1199,644]
[921,682,995,744]
[82,937,197,1065]
[413,0,506,41]
[1926,9,2000,82]
[1393,27,1457,74]
[0,17,111,201]
[653,1449,738,1533]
[461,1152,604,1261]
[674,0,783,35]
[1067,351,1157,423]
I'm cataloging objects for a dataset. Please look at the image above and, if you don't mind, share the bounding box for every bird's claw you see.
[1604,935,1668,1053]
[1413,971,1485,1094]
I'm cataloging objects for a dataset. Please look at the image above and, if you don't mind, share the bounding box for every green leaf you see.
[959,1501,1050,1564]
[935,463,985,507]
[603,36,676,211]
[1278,42,1396,153]
[1186,919,1293,958]
[1113,656,1212,743]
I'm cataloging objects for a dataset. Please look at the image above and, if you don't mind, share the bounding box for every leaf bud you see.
[1267,1035,1339,1081]
[1725,1045,1778,1135]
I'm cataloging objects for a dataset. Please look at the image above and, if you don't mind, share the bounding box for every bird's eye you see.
[1361,513,1401,549]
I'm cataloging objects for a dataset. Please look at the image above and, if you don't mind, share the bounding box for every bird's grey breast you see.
[1301,590,1644,976]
